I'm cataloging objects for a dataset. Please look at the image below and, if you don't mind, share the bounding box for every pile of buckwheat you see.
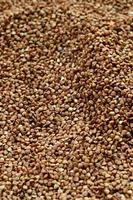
[0,0,133,199]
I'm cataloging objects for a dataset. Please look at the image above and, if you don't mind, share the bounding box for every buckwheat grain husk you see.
[0,0,133,200]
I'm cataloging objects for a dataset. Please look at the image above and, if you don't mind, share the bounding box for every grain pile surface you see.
[0,0,133,199]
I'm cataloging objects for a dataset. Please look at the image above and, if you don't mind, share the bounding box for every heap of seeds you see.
[0,0,133,199]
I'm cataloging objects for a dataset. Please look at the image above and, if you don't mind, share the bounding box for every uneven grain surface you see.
[0,0,133,199]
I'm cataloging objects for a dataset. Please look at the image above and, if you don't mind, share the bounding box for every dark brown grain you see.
[0,0,133,200]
